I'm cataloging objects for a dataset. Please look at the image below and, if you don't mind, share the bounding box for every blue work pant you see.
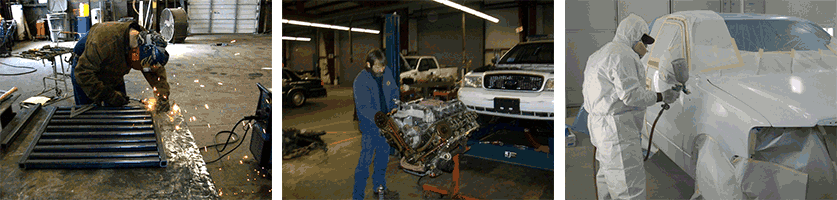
[70,57,126,105]
[352,132,390,200]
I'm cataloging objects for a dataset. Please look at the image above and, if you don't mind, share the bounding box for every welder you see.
[70,20,170,111]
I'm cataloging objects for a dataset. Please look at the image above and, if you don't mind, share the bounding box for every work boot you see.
[373,186,400,200]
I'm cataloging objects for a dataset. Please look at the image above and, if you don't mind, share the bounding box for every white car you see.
[641,11,836,198]
[458,40,554,121]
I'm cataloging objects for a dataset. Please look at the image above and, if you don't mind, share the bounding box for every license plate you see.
[494,98,520,114]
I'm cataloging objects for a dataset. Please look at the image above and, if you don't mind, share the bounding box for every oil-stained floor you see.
[0,34,271,199]
[282,86,554,199]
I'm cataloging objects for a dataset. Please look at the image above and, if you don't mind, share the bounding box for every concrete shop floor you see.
[564,107,695,199]
[0,34,272,199]
[282,86,554,199]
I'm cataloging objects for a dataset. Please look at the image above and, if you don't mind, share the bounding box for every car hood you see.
[707,71,837,126]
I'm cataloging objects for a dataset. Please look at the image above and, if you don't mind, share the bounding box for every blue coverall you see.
[352,67,400,200]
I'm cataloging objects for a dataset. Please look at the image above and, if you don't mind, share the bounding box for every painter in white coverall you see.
[582,13,679,200]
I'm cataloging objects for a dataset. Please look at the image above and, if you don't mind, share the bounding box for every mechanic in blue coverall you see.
[352,48,400,200]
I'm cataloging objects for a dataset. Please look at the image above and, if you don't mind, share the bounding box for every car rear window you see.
[725,20,832,52]
[498,43,553,64]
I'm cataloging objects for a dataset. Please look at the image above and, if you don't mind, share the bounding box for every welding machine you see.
[250,83,271,168]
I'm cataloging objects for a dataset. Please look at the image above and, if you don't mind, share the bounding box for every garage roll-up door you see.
[188,0,260,34]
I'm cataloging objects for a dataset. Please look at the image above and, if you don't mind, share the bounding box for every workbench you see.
[15,46,75,104]
[0,102,219,199]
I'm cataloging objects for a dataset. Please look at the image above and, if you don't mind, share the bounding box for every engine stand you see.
[421,154,478,200]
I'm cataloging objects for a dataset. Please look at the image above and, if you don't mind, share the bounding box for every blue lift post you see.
[385,13,400,157]
[385,13,401,87]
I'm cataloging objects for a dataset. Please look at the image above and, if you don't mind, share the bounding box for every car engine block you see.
[374,99,480,177]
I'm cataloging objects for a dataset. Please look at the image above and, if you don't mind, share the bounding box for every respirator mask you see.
[633,33,655,58]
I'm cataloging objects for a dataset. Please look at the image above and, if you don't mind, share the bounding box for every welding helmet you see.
[137,32,169,72]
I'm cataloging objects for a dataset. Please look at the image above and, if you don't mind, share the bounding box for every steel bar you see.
[20,157,163,169]
[17,106,55,163]
[33,142,158,152]
[41,131,156,138]
[54,109,149,115]
[68,104,96,118]
[151,111,168,167]
[38,137,157,144]
[51,114,152,119]
[28,152,159,159]
[1,104,41,151]
[56,106,145,110]
[48,118,153,125]
[46,124,154,132]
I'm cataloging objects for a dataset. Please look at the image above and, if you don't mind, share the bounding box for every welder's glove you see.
[106,91,130,107]
[662,89,680,104]
[156,98,171,113]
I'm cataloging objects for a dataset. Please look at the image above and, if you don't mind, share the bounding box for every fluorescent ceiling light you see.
[432,0,499,23]
[350,28,380,34]
[282,19,379,34]
[282,36,311,41]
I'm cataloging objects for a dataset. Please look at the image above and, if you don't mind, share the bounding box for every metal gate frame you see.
[18,106,168,169]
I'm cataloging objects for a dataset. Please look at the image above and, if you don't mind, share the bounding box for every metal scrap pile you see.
[19,45,73,60]
[282,128,327,160]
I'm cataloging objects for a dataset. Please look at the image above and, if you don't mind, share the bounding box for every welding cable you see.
[0,61,37,76]
[201,116,258,164]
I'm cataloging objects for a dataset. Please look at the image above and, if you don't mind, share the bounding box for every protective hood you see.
[707,71,837,126]
[613,14,649,49]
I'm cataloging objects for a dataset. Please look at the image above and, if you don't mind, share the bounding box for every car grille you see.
[483,74,544,91]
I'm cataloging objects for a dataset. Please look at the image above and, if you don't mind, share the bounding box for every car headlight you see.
[463,76,482,88]
[544,78,554,91]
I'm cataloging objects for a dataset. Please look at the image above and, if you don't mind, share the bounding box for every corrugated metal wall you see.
[188,0,260,33]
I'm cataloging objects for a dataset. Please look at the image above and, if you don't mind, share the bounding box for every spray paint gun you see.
[659,58,690,110]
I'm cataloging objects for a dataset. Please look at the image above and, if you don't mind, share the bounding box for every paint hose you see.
[645,103,669,161]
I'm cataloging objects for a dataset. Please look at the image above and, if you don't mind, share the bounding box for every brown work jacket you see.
[73,21,170,103]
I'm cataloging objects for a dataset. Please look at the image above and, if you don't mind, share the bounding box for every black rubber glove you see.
[106,91,129,106]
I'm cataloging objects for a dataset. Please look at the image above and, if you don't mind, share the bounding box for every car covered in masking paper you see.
[640,10,837,199]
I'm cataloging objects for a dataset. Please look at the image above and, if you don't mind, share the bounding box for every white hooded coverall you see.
[582,14,659,200]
